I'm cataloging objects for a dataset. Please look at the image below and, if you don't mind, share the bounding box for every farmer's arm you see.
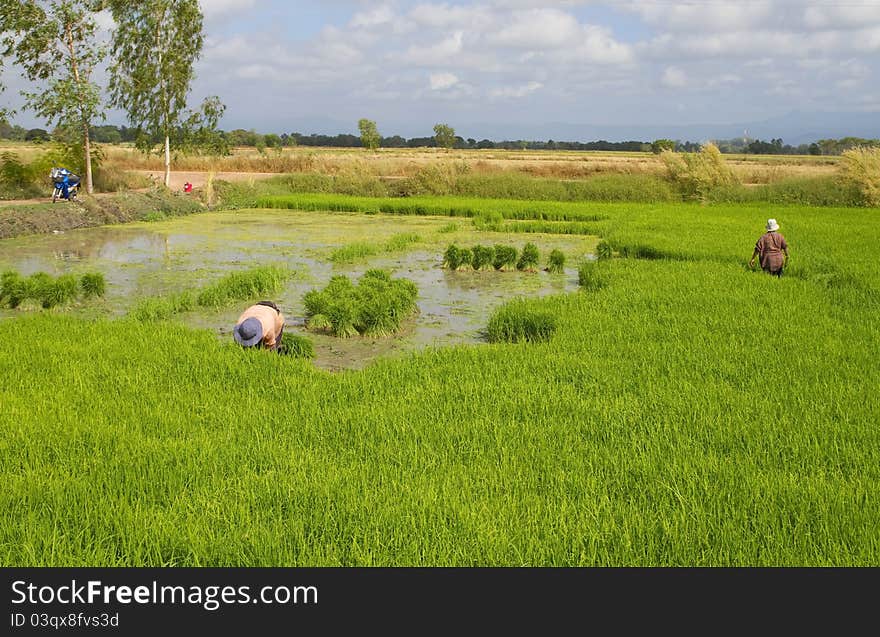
[748,247,760,268]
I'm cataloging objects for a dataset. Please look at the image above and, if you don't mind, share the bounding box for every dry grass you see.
[1,141,847,188]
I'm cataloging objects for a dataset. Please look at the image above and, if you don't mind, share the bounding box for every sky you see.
[4,0,880,140]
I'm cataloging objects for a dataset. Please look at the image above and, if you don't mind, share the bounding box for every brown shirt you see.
[236,304,284,349]
[755,231,788,272]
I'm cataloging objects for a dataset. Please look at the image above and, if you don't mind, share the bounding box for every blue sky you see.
[4,1,880,139]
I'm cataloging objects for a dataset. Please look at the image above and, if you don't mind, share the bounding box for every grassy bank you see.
[215,169,867,208]
[0,199,877,565]
[0,189,205,239]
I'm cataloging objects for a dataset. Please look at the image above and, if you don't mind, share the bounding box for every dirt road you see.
[130,170,279,191]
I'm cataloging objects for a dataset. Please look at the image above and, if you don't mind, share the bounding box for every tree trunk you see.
[83,124,93,194]
[66,22,93,194]
[164,134,171,188]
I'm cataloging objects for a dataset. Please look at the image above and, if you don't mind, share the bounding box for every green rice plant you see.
[330,243,378,263]
[487,299,557,343]
[39,274,79,309]
[438,222,458,234]
[330,234,420,264]
[547,249,566,274]
[2,272,32,309]
[79,273,106,299]
[443,244,462,270]
[578,261,610,291]
[596,240,613,260]
[304,270,418,338]
[384,233,421,252]
[0,270,21,307]
[1,270,106,309]
[493,245,518,271]
[517,243,540,272]
[196,266,290,308]
[280,333,315,359]
[4,198,880,568]
[471,245,495,271]
[455,247,473,271]
[132,291,196,321]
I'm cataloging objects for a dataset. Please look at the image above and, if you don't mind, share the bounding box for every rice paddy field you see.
[1,194,878,566]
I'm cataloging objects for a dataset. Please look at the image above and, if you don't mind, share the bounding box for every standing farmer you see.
[233,301,285,352]
[749,219,789,277]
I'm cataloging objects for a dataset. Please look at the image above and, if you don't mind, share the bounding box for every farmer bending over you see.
[749,218,789,277]
[233,301,285,352]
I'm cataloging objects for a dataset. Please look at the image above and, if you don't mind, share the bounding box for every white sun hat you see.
[766,218,780,232]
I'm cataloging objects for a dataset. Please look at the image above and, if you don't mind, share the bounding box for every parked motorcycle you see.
[50,167,80,202]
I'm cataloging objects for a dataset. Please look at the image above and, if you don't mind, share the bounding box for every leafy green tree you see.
[107,0,223,187]
[263,133,282,152]
[651,139,676,154]
[2,0,105,193]
[358,118,380,151]
[433,123,456,150]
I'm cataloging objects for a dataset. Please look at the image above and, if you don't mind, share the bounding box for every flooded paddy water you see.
[0,209,597,370]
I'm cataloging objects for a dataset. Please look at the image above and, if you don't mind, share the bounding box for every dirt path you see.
[129,170,279,191]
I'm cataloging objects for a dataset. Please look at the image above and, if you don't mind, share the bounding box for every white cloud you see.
[489,81,543,98]
[489,9,582,48]
[350,5,396,29]
[429,72,459,90]
[661,66,687,88]
[199,0,256,18]
[402,31,465,66]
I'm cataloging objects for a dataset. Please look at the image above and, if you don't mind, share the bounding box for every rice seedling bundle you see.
[493,245,518,271]
[280,333,315,359]
[443,244,462,269]
[1,270,106,309]
[517,243,540,271]
[79,273,107,299]
[471,245,495,271]
[304,269,418,337]
[547,250,566,274]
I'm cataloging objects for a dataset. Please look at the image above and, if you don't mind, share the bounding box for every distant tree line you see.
[2,120,877,156]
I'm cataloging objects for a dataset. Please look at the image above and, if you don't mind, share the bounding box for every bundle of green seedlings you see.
[0,270,106,309]
[132,265,292,321]
[443,243,545,273]
[546,249,566,274]
[304,269,418,338]
[516,243,540,272]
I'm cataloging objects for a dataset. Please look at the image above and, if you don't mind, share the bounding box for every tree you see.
[3,0,105,193]
[433,123,456,150]
[25,127,50,141]
[651,139,676,154]
[263,133,283,153]
[358,118,380,151]
[107,0,222,187]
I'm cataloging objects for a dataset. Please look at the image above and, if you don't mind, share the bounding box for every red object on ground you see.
[183,182,193,193]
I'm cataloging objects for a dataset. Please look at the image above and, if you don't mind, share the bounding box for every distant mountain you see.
[457,111,880,146]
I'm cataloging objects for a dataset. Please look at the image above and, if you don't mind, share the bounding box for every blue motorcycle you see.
[51,167,80,202]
